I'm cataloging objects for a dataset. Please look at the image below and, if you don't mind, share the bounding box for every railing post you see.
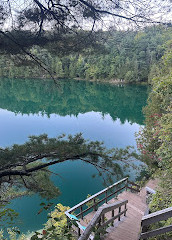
[111,209,114,226]
[93,198,97,211]
[140,221,147,240]
[78,227,81,237]
[80,206,83,219]
[67,216,70,229]
[126,178,128,191]
[124,203,127,216]
[102,214,105,224]
[118,206,121,221]
[114,186,116,199]
[105,190,108,203]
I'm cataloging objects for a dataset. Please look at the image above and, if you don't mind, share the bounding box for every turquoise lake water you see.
[0,78,148,234]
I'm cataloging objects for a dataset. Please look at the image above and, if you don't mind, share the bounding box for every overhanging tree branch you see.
[0,134,139,180]
[0,152,103,178]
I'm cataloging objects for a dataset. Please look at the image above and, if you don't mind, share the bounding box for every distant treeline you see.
[0,26,171,83]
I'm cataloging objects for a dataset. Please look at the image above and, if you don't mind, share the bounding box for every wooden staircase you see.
[104,190,147,240]
[65,178,160,240]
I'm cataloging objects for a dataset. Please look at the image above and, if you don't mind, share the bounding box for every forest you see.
[0,26,172,83]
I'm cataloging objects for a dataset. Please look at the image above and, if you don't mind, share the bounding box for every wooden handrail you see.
[78,200,128,240]
[66,177,128,218]
[140,206,172,239]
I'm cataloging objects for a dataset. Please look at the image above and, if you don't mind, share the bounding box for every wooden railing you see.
[66,177,139,220]
[140,206,172,239]
[127,180,140,192]
[78,200,128,240]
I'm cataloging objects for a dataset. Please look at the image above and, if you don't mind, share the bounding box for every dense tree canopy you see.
[0,26,172,82]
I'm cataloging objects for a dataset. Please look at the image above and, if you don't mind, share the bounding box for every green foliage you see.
[137,40,172,239]
[86,194,99,209]
[0,205,18,228]
[31,203,74,240]
[20,164,60,200]
[137,40,172,169]
[0,228,26,240]
[0,26,171,83]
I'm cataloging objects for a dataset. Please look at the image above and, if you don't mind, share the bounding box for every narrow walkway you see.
[80,179,158,240]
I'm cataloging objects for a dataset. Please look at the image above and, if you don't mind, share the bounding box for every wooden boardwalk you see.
[80,179,158,240]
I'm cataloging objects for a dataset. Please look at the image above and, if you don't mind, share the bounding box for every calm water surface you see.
[0,78,148,234]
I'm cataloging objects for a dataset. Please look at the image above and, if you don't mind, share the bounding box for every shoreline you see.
[73,77,126,84]
[0,76,148,86]
[73,77,148,86]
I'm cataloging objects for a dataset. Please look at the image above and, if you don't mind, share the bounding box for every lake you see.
[0,78,148,234]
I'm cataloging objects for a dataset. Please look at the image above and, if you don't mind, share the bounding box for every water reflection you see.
[0,78,148,124]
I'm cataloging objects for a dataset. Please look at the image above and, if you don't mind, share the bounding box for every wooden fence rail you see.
[140,206,172,239]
